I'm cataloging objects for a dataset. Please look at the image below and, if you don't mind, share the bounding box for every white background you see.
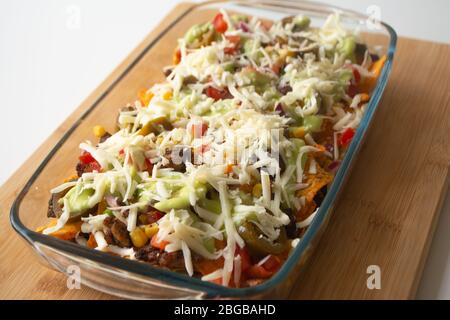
[1,0,449,299]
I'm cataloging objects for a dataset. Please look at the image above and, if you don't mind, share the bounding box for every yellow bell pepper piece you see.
[93,125,106,138]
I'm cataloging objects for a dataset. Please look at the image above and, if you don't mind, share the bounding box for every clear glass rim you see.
[10,0,397,298]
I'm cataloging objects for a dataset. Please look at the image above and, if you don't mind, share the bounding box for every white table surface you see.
[1,0,449,299]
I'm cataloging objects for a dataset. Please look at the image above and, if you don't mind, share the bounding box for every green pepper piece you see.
[238,222,288,256]
[292,15,311,31]
[137,116,172,136]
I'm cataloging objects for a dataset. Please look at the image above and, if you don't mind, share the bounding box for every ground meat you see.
[163,146,192,172]
[76,161,99,177]
[99,132,111,143]
[47,186,73,218]
[47,196,57,218]
[104,228,115,245]
[103,216,114,228]
[278,85,292,95]
[135,244,186,271]
[110,220,131,247]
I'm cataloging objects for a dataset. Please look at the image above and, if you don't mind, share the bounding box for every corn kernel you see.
[130,227,149,248]
[290,127,305,138]
[252,183,263,198]
[144,223,159,239]
[93,125,106,138]
[162,91,173,101]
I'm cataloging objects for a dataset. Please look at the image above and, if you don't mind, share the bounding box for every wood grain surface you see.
[0,2,449,299]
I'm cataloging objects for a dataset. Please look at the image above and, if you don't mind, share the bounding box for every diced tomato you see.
[150,234,169,250]
[79,152,96,164]
[205,86,230,101]
[339,128,355,147]
[245,255,282,280]
[224,46,238,55]
[213,13,228,33]
[224,35,240,55]
[226,35,240,45]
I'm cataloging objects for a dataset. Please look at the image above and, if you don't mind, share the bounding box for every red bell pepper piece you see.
[213,13,228,33]
[79,152,96,164]
[339,128,355,147]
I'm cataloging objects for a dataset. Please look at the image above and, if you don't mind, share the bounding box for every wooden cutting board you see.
[0,2,449,300]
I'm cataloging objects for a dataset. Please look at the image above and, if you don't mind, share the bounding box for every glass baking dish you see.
[10,0,397,299]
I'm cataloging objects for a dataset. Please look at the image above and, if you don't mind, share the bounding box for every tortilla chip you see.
[297,159,333,203]
[296,199,317,222]
[36,219,82,241]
